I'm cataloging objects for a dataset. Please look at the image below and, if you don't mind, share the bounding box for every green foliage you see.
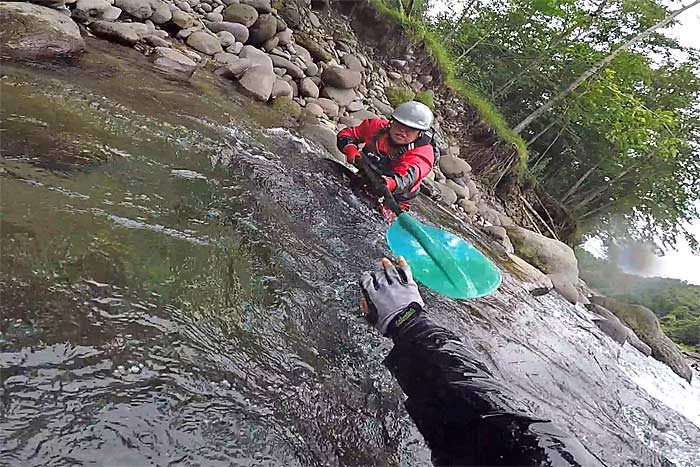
[385,85,416,107]
[427,0,700,252]
[577,249,700,351]
[415,89,435,109]
[369,0,528,164]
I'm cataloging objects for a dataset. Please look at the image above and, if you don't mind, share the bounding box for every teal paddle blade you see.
[386,213,501,299]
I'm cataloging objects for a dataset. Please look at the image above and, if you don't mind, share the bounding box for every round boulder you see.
[321,66,362,89]
[247,13,277,46]
[148,0,172,24]
[171,10,195,29]
[90,20,139,46]
[341,53,363,71]
[114,0,152,20]
[439,156,472,179]
[504,225,579,283]
[435,182,458,206]
[300,78,320,98]
[205,21,249,43]
[222,3,258,27]
[272,78,294,99]
[72,0,112,23]
[151,47,197,76]
[186,31,223,55]
[445,179,469,200]
[0,2,85,60]
[241,0,271,13]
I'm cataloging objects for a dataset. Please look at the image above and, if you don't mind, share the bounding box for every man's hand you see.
[343,144,361,165]
[360,257,424,336]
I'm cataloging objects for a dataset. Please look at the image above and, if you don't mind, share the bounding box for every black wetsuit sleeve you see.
[384,314,603,467]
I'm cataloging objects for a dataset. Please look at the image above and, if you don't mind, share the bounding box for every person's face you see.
[389,121,420,145]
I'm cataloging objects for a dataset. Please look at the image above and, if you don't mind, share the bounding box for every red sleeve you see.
[337,119,389,146]
[393,147,435,179]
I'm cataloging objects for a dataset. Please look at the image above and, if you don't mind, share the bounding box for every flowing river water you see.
[1,40,699,467]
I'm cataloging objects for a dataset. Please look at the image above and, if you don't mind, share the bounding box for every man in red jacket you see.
[336,101,436,209]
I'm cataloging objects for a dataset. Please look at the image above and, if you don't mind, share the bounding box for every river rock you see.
[305,62,319,77]
[227,41,243,54]
[371,97,393,118]
[316,98,339,118]
[299,78,320,98]
[507,253,553,290]
[590,296,692,382]
[214,51,239,65]
[222,3,257,26]
[206,11,223,21]
[295,31,333,63]
[483,225,507,243]
[300,123,345,161]
[143,34,170,47]
[347,101,363,112]
[90,20,139,45]
[586,303,652,356]
[129,21,154,39]
[272,78,293,98]
[349,109,378,121]
[237,45,274,101]
[262,36,278,52]
[216,30,236,47]
[241,0,270,13]
[340,53,363,72]
[504,225,579,283]
[72,0,112,22]
[222,57,253,76]
[320,86,356,107]
[151,46,197,76]
[305,103,325,117]
[322,66,361,89]
[445,179,469,200]
[277,28,293,46]
[294,44,313,67]
[171,10,194,28]
[458,198,478,216]
[148,0,171,23]
[186,31,222,55]
[278,3,300,29]
[247,13,276,46]
[547,273,578,304]
[435,182,457,206]
[0,2,85,60]
[114,0,152,20]
[439,156,472,179]
[270,55,304,79]
[205,21,249,43]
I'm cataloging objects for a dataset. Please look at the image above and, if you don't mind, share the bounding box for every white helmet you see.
[391,101,433,131]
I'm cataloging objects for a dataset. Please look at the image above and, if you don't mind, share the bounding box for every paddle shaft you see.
[357,154,471,293]
[356,154,404,216]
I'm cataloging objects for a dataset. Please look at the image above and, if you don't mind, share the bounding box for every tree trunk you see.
[561,162,600,202]
[513,0,700,134]
[527,119,557,146]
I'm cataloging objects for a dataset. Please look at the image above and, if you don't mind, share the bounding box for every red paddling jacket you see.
[337,119,435,203]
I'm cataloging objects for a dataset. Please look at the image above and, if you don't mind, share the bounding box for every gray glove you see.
[360,257,424,336]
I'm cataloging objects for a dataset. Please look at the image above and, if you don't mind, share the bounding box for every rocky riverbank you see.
[1,0,692,382]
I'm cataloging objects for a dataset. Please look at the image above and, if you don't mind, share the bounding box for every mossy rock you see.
[415,89,434,110]
[590,296,693,383]
[271,96,301,119]
[385,85,415,107]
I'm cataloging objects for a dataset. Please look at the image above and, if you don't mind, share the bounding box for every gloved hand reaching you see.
[342,144,361,165]
[360,257,424,336]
